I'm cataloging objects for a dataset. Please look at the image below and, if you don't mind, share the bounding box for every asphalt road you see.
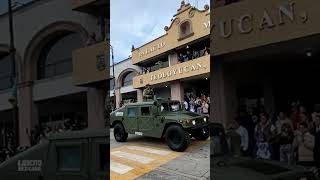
[110,128,210,180]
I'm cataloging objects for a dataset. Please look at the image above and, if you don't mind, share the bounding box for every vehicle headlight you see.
[203,117,207,122]
[192,120,196,125]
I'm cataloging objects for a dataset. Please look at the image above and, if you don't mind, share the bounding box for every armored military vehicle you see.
[210,123,317,180]
[110,99,209,152]
[0,129,109,180]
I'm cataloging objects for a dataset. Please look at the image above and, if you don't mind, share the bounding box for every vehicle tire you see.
[114,123,128,142]
[193,127,209,141]
[165,124,190,152]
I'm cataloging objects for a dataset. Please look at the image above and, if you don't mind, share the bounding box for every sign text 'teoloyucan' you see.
[215,2,308,38]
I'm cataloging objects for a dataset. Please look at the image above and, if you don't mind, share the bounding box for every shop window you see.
[127,108,137,117]
[141,107,150,116]
[37,32,82,80]
[179,21,193,40]
[57,146,81,171]
[121,71,134,87]
[0,53,12,90]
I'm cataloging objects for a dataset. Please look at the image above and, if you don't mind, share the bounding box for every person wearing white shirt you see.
[233,120,249,155]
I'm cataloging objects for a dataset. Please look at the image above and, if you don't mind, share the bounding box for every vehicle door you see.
[125,106,138,133]
[89,137,109,180]
[138,106,154,135]
[46,139,89,180]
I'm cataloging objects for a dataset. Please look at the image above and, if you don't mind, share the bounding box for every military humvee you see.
[210,123,317,180]
[110,100,209,151]
[0,129,109,180]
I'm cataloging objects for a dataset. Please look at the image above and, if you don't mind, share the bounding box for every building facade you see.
[0,0,109,146]
[109,58,142,109]
[132,2,210,103]
[211,0,320,125]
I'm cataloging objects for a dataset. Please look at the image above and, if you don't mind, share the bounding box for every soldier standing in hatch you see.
[143,84,154,101]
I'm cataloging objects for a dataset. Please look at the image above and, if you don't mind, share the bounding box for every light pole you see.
[109,44,116,110]
[7,0,18,148]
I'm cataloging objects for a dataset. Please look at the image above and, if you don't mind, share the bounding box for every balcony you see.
[133,55,210,89]
[71,0,109,17]
[72,41,110,87]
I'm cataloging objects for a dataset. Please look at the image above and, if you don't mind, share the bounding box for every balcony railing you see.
[133,55,210,89]
[72,41,109,86]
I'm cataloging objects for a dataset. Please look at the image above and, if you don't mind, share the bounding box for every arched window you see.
[37,32,83,79]
[121,72,134,87]
[179,21,193,39]
[0,53,12,90]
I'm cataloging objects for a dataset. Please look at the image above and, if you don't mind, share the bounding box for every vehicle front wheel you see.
[114,123,128,142]
[193,127,209,141]
[165,125,190,152]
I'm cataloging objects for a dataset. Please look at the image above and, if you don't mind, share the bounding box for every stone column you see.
[115,88,122,108]
[17,81,37,146]
[87,88,106,129]
[210,59,237,126]
[171,80,184,102]
[137,89,143,102]
[169,53,178,66]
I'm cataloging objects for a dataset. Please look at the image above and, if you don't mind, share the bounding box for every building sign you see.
[133,55,210,88]
[17,160,42,172]
[150,62,206,81]
[215,2,308,38]
[139,42,166,57]
[96,54,106,71]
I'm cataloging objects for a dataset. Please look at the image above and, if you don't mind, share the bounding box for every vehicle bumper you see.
[185,122,209,130]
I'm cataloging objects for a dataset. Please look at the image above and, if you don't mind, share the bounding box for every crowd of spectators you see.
[139,46,210,75]
[0,119,86,164]
[229,101,320,168]
[183,93,210,115]
[177,46,210,63]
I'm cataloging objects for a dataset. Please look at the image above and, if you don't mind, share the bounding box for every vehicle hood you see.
[0,140,49,179]
[162,111,205,120]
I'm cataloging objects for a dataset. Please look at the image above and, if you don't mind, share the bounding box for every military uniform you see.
[143,85,154,101]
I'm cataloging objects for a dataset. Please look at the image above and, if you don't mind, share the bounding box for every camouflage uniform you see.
[143,85,154,101]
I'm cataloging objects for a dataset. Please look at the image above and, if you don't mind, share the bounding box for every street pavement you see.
[110,128,210,180]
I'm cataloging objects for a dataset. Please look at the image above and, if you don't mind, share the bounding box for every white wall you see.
[109,58,141,97]
[120,85,136,94]
[111,58,141,78]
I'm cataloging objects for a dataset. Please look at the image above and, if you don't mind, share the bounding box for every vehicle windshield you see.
[161,101,182,112]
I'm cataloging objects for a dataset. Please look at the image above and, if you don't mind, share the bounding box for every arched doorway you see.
[18,21,89,146]
[116,70,138,107]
